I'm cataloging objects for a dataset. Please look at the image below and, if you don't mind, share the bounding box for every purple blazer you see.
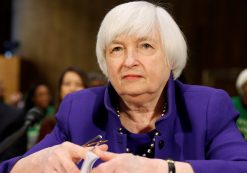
[1,77,247,173]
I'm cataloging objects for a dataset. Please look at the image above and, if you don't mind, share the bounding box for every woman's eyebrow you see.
[138,36,156,43]
[110,40,123,45]
[109,36,157,45]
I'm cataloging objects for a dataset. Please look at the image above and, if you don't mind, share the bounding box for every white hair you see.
[96,1,187,79]
[236,69,247,95]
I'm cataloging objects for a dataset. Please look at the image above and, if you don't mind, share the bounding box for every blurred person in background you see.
[232,68,247,140]
[7,92,24,109]
[38,66,88,141]
[23,83,54,149]
[23,84,54,115]
[0,80,27,162]
[57,66,88,104]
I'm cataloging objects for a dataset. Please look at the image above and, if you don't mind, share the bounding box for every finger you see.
[57,152,80,173]
[91,153,126,173]
[43,147,66,173]
[60,142,91,162]
[47,154,67,173]
[91,160,115,173]
[48,142,109,173]
[94,150,118,161]
[61,142,108,161]
[92,144,108,154]
[96,144,108,151]
[48,143,82,173]
[49,171,58,173]
[56,145,108,173]
[43,164,58,173]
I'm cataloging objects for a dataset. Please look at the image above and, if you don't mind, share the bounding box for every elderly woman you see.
[1,1,247,173]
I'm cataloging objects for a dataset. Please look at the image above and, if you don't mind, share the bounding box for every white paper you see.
[80,151,99,173]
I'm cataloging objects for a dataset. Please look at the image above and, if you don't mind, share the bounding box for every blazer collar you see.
[103,74,181,158]
[103,74,178,129]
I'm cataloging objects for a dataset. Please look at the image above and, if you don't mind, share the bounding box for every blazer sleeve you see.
[187,89,247,173]
[0,94,73,173]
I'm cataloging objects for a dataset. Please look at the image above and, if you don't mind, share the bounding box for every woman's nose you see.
[123,48,138,67]
[69,84,77,92]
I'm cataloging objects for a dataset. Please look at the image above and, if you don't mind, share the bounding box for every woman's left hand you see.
[91,151,167,173]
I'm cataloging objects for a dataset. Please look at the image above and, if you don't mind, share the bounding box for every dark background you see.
[0,0,247,96]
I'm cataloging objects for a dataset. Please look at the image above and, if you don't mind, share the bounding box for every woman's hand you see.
[10,142,108,173]
[91,151,167,173]
[92,151,194,173]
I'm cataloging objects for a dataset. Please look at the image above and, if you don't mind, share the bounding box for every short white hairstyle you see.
[236,69,247,95]
[96,1,187,79]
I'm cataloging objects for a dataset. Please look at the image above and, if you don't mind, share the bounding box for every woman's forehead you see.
[108,29,160,45]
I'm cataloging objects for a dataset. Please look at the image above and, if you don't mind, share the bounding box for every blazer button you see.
[158,140,165,149]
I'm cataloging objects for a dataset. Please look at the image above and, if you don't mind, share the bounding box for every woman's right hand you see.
[10,141,108,173]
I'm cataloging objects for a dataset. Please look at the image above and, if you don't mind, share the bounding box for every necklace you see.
[116,103,167,157]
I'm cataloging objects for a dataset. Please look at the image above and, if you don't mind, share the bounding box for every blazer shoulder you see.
[175,80,229,98]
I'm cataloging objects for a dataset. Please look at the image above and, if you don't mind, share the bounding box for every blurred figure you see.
[88,72,107,87]
[8,92,24,109]
[24,84,53,114]
[232,69,247,140]
[58,66,88,103]
[0,80,27,162]
[38,66,87,141]
[23,83,54,148]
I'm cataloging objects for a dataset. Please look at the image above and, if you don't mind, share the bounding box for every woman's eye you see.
[62,82,69,85]
[141,43,152,49]
[112,47,122,52]
[138,42,155,56]
[109,46,124,56]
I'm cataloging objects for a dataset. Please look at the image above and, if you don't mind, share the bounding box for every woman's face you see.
[60,71,85,99]
[33,85,51,109]
[105,30,171,97]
